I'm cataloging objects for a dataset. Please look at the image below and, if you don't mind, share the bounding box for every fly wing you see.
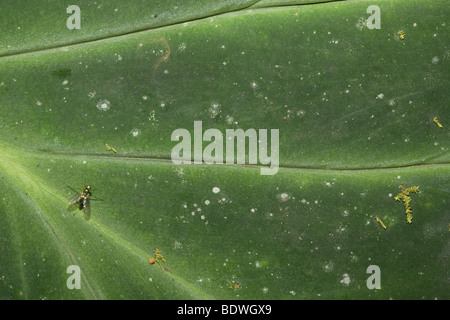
[83,196,91,221]
[68,192,82,205]
[90,195,104,201]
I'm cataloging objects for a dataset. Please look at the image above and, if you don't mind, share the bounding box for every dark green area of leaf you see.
[1,0,448,169]
[0,0,449,300]
[0,0,337,57]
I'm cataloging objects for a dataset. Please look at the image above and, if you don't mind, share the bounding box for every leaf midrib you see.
[12,147,450,173]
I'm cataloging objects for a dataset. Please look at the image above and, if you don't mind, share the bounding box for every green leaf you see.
[0,0,449,299]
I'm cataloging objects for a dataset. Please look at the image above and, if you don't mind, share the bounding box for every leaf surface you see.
[0,0,448,299]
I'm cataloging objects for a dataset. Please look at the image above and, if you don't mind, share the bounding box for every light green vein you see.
[0,154,103,299]
[88,219,213,299]
[0,142,213,299]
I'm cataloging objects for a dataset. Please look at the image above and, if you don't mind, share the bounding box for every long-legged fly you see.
[67,185,102,220]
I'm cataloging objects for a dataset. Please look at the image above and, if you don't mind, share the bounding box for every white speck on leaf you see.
[209,103,221,118]
[355,17,367,30]
[130,128,140,137]
[322,261,334,272]
[340,273,351,286]
[226,115,235,124]
[276,192,290,202]
[96,99,110,111]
